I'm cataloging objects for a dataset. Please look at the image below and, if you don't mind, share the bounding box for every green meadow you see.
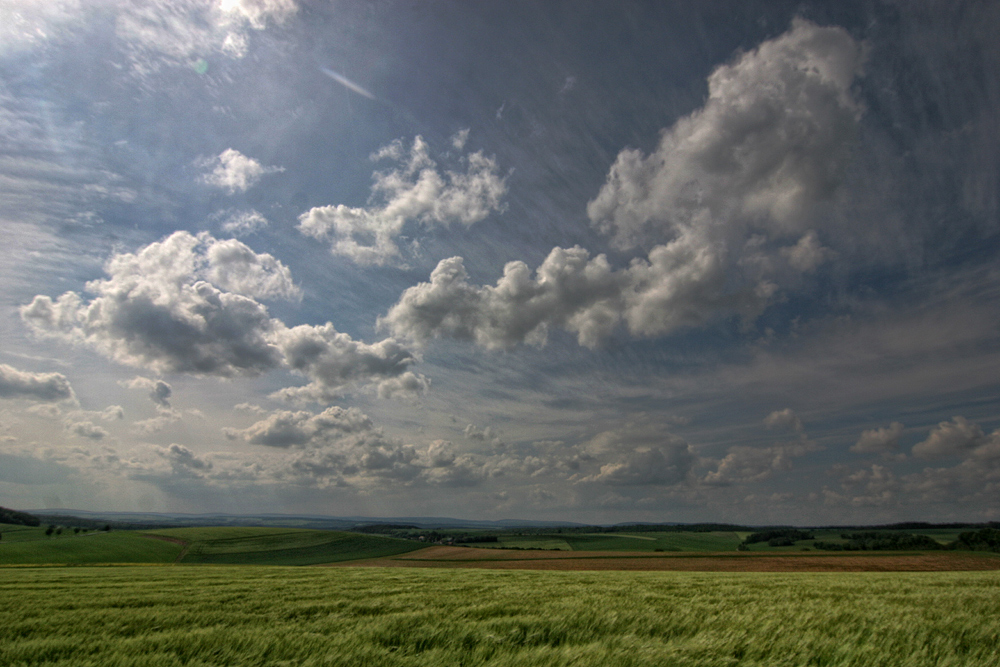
[0,524,421,566]
[1,566,998,666]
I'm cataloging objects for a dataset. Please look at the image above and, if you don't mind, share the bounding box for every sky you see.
[1,0,998,525]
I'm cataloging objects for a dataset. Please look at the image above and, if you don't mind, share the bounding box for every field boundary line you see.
[141,534,190,563]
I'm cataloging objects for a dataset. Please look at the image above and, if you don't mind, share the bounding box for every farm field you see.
[1,566,998,666]
[341,545,1000,572]
[0,528,183,565]
[0,524,422,566]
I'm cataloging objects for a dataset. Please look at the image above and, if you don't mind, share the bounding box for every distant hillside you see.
[0,506,40,527]
[25,509,588,531]
[0,525,422,565]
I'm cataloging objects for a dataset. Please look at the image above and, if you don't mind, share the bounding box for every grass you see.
[167,528,423,565]
[0,526,423,566]
[0,566,998,666]
[0,531,182,565]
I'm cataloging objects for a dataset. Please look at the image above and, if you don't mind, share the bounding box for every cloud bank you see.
[20,231,421,400]
[382,20,865,350]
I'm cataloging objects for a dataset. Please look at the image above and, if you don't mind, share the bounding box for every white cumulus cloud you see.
[20,231,297,377]
[298,134,507,265]
[202,149,284,194]
[851,422,904,454]
[270,323,427,403]
[381,21,865,350]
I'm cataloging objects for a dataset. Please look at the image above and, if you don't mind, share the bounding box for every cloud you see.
[702,440,821,486]
[270,323,426,403]
[65,406,124,423]
[381,236,773,349]
[298,134,507,265]
[704,413,820,486]
[764,408,804,433]
[898,417,1000,505]
[852,422,904,454]
[21,231,296,377]
[583,444,694,486]
[20,231,419,401]
[201,149,284,194]
[823,463,899,507]
[229,406,373,448]
[67,420,108,441]
[588,18,864,249]
[123,376,172,407]
[0,364,75,402]
[781,231,836,272]
[382,21,867,352]
[380,248,625,350]
[578,422,695,486]
[912,416,988,459]
[376,371,431,400]
[157,443,211,471]
[115,0,298,68]
[132,407,182,434]
[225,407,489,488]
[220,0,297,30]
[220,209,269,236]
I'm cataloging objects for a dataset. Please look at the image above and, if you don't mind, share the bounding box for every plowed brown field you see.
[329,545,1000,572]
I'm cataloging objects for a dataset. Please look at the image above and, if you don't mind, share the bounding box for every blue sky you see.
[1,0,998,524]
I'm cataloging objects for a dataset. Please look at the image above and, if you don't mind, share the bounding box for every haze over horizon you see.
[1,1,998,525]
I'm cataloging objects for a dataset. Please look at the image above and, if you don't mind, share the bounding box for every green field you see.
[0,529,182,565]
[1,566,997,666]
[0,525,422,566]
[149,527,424,565]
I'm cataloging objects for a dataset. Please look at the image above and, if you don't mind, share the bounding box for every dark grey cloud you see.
[271,323,427,403]
[226,406,488,489]
[20,231,423,402]
[124,376,172,408]
[20,231,295,377]
[0,363,74,402]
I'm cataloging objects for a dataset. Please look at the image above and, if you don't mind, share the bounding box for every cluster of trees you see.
[743,529,815,547]
[0,506,41,527]
[951,528,1000,552]
[813,532,944,551]
[351,524,421,534]
[43,524,110,537]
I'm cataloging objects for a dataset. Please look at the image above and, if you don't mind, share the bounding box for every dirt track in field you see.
[329,546,1000,572]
